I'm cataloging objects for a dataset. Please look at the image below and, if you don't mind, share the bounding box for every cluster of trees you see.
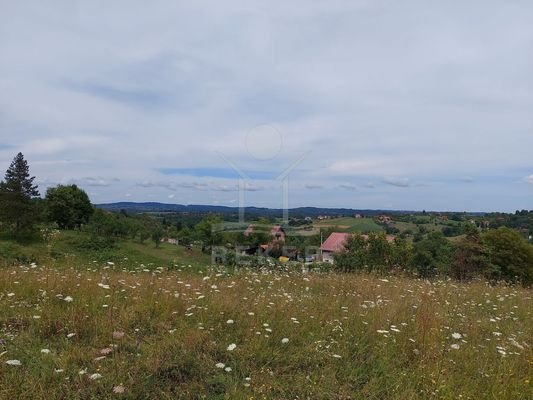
[79,209,165,250]
[0,153,94,239]
[335,226,532,285]
[0,153,224,250]
[484,210,533,237]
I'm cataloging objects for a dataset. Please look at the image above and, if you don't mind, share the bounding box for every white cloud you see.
[304,184,323,190]
[382,177,410,188]
[0,1,532,211]
[338,183,358,191]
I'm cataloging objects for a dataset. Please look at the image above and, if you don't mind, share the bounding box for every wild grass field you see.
[0,262,531,399]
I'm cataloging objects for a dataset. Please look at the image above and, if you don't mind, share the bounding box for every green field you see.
[313,217,384,233]
[393,217,463,234]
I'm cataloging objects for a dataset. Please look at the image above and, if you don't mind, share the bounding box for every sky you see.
[0,0,532,212]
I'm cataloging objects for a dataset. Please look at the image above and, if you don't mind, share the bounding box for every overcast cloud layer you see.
[1,0,532,212]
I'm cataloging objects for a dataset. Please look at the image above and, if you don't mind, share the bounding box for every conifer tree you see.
[0,152,40,233]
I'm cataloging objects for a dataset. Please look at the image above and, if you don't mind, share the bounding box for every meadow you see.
[312,217,384,234]
[0,262,531,399]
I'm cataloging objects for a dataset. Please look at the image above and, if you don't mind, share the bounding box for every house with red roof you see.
[320,232,395,263]
[320,232,351,263]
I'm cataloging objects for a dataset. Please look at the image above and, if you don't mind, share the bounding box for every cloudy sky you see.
[1,1,532,212]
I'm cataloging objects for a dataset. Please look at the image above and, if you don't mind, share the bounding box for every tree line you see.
[334,225,532,285]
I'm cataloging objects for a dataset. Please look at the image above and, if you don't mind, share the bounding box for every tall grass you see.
[0,263,531,399]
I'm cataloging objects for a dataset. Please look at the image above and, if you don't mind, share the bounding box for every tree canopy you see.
[45,184,94,229]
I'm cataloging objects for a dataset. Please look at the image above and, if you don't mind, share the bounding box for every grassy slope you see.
[0,266,531,399]
[0,231,212,270]
[313,217,384,233]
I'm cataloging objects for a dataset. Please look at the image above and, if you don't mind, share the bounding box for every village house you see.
[320,232,351,263]
[241,224,287,257]
[244,224,286,242]
[377,215,393,224]
[320,232,396,263]
[270,225,286,242]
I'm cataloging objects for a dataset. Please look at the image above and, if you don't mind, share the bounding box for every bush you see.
[75,234,116,251]
[0,242,37,265]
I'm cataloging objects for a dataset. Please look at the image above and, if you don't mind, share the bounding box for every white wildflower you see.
[5,359,21,366]
[113,385,126,394]
[227,343,237,351]
[451,333,462,339]
[281,338,289,344]
[112,331,125,340]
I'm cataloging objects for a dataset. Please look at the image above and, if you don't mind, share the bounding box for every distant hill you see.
[96,202,486,218]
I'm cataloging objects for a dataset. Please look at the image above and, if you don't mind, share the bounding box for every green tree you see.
[366,233,393,273]
[450,225,488,281]
[85,209,118,238]
[45,184,93,229]
[410,232,451,277]
[195,215,223,252]
[152,227,164,248]
[334,234,367,272]
[0,153,40,235]
[139,228,150,244]
[390,237,413,270]
[483,227,533,285]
